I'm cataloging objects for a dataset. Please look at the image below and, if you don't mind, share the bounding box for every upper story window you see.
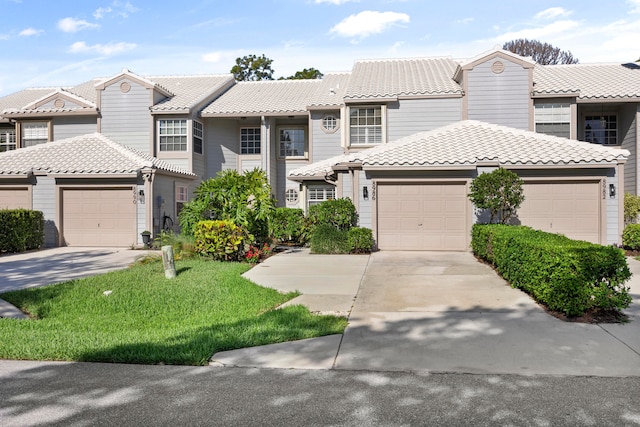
[159,119,187,152]
[176,185,189,216]
[22,122,48,147]
[585,115,617,146]
[321,113,339,133]
[240,127,260,155]
[0,128,16,152]
[350,107,382,145]
[193,120,203,155]
[279,127,306,158]
[534,103,570,139]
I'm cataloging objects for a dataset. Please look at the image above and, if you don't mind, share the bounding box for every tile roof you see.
[0,88,59,119]
[307,73,351,108]
[343,57,462,100]
[289,120,628,177]
[533,63,640,100]
[0,133,195,177]
[201,79,324,116]
[149,75,235,112]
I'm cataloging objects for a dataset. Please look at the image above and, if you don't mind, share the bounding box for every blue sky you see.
[1,0,639,96]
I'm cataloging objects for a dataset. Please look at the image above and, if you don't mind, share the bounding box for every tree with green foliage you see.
[624,192,640,224]
[503,39,578,65]
[178,168,274,244]
[231,54,275,81]
[283,68,324,80]
[468,168,525,224]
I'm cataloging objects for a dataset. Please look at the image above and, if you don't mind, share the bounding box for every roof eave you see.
[1,109,99,118]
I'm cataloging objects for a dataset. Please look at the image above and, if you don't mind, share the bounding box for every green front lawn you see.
[0,259,346,365]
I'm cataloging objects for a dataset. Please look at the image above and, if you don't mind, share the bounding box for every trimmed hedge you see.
[348,227,374,253]
[471,224,631,316]
[622,223,640,250]
[0,209,44,253]
[271,207,308,245]
[308,198,357,231]
[310,224,350,254]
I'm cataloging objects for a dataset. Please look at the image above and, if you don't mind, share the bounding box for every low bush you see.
[308,198,357,231]
[271,207,308,245]
[624,192,640,224]
[193,220,252,261]
[0,209,44,253]
[152,231,197,259]
[622,224,640,250]
[348,227,374,253]
[310,224,350,254]
[472,224,632,317]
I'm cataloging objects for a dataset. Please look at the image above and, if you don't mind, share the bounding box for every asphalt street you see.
[1,360,639,426]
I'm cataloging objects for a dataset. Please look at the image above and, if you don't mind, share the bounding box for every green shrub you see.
[193,220,252,261]
[471,224,632,316]
[622,224,640,250]
[271,207,308,245]
[310,224,350,254]
[348,227,374,253]
[308,198,357,231]
[624,192,640,224]
[468,168,525,224]
[152,231,197,259]
[0,209,44,253]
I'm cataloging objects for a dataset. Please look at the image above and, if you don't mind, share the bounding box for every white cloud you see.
[94,7,112,19]
[629,0,640,13]
[58,17,100,33]
[330,11,410,39]
[455,17,474,25]
[535,7,572,20]
[494,20,580,43]
[69,41,136,56]
[94,1,139,19]
[19,28,43,37]
[202,51,222,63]
[315,0,357,4]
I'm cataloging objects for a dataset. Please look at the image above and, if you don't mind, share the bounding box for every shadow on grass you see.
[77,305,346,366]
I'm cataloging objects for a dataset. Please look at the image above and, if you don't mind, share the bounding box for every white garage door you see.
[377,182,468,251]
[517,181,601,243]
[62,188,136,247]
[0,187,30,209]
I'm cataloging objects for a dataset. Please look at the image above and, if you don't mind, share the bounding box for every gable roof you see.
[289,120,629,178]
[344,57,462,101]
[533,63,640,100]
[0,133,195,177]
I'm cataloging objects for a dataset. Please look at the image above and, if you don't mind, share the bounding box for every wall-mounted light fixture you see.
[609,183,616,199]
[138,189,145,204]
[363,186,369,200]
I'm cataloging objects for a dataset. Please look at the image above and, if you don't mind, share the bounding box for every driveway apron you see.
[335,251,640,377]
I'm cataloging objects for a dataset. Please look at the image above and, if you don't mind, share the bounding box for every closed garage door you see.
[517,181,601,243]
[62,188,136,247]
[377,182,468,251]
[0,187,30,209]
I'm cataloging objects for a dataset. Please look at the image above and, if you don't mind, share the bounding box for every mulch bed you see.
[544,307,629,324]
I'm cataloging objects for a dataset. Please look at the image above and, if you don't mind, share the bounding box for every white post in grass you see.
[161,245,177,279]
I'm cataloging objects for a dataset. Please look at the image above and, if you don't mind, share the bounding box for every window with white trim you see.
[279,127,306,158]
[240,127,261,154]
[321,113,339,133]
[0,128,16,152]
[285,188,299,204]
[307,185,335,208]
[584,114,617,146]
[176,185,189,216]
[350,106,382,145]
[22,122,48,147]
[534,103,570,138]
[193,120,203,154]
[159,119,187,152]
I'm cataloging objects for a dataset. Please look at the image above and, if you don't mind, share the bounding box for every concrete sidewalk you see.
[211,249,640,377]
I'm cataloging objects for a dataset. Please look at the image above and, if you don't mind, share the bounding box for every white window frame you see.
[349,106,384,146]
[278,126,307,159]
[584,114,618,146]
[158,119,188,152]
[0,128,16,152]
[240,127,261,155]
[285,188,299,205]
[307,185,336,208]
[534,103,571,138]
[21,121,49,148]
[193,120,203,155]
[321,113,340,134]
[176,185,189,216]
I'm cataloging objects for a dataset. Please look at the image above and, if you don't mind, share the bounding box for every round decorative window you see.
[285,188,299,204]
[321,114,339,133]
[120,81,131,93]
[491,61,505,74]
[54,98,65,108]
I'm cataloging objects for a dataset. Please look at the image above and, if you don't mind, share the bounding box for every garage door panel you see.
[62,188,136,247]
[0,188,30,209]
[517,182,600,244]
[377,183,468,251]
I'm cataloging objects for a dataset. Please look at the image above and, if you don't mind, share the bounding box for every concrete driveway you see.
[214,249,640,377]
